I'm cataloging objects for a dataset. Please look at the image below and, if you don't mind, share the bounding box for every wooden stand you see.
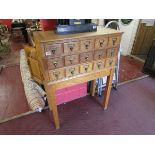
[45,68,114,129]
[29,28,123,129]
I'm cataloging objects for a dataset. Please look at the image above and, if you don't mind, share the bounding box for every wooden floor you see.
[0,40,147,122]
[0,40,30,122]
[0,65,30,121]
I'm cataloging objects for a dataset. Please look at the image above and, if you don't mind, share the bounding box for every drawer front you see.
[64,41,79,54]
[65,54,79,66]
[80,52,93,63]
[105,58,116,68]
[46,57,64,70]
[44,43,63,58]
[49,68,65,81]
[66,65,79,77]
[93,60,105,71]
[80,62,93,74]
[95,37,108,50]
[80,39,94,52]
[94,50,106,60]
[108,35,121,48]
[107,48,118,58]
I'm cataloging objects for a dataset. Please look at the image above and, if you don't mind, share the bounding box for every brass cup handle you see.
[111,51,114,57]
[97,62,101,69]
[85,56,89,61]
[109,60,113,66]
[70,47,73,51]
[71,70,74,75]
[110,49,115,57]
[69,59,73,64]
[85,44,89,49]
[53,61,58,67]
[68,44,75,51]
[84,65,89,72]
[112,38,117,46]
[84,41,90,49]
[53,71,60,79]
[100,42,103,47]
[69,68,75,75]
[51,49,56,54]
[99,39,104,47]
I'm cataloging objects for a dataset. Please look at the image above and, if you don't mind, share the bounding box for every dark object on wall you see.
[11,21,28,42]
[143,39,155,77]
[121,19,133,25]
[55,19,97,35]
[104,19,119,29]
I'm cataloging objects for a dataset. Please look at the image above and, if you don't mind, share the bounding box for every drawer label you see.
[45,51,51,56]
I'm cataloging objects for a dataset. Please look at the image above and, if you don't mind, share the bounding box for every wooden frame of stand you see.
[44,67,115,129]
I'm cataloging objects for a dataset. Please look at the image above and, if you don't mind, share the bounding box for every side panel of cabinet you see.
[28,57,43,83]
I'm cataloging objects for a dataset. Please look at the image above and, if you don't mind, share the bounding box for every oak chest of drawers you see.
[31,28,123,129]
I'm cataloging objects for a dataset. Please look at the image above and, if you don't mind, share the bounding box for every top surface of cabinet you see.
[33,27,123,42]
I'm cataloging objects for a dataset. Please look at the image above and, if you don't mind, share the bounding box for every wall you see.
[0,19,12,31]
[118,19,140,56]
[40,19,57,31]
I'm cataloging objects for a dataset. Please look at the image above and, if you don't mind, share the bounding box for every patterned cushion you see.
[20,49,46,112]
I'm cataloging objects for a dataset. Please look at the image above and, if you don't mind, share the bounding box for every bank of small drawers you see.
[42,34,121,82]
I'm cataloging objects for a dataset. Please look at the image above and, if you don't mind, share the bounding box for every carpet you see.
[119,56,146,83]
[0,77,155,135]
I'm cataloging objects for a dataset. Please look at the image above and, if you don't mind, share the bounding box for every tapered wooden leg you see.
[46,85,60,129]
[102,68,115,110]
[91,80,96,96]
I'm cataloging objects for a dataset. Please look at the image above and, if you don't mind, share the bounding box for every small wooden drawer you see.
[64,41,79,54]
[94,50,106,60]
[80,62,93,74]
[65,54,79,66]
[80,52,93,63]
[108,35,121,48]
[80,39,94,52]
[105,58,116,68]
[49,68,65,81]
[93,60,105,71]
[45,57,64,70]
[66,65,79,77]
[107,48,118,58]
[95,37,108,50]
[43,42,63,58]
